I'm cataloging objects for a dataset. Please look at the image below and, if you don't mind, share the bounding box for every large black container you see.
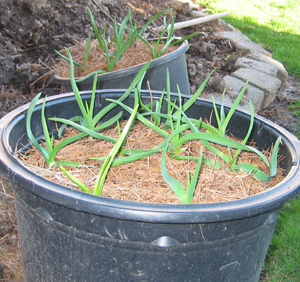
[1,90,300,282]
[53,41,190,95]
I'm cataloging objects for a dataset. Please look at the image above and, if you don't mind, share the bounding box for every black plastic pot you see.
[53,41,190,95]
[1,90,300,282]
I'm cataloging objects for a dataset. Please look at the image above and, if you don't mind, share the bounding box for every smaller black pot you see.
[53,41,190,94]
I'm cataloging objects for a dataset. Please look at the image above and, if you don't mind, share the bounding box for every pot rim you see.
[53,39,189,82]
[1,90,300,223]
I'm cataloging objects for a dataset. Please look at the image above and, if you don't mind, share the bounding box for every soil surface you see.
[0,0,299,281]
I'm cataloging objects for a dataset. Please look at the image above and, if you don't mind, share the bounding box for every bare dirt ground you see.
[0,0,299,280]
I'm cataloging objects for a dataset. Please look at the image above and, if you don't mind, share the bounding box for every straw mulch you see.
[17,120,285,204]
[53,38,178,79]
[0,173,23,282]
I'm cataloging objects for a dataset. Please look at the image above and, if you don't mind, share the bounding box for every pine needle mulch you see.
[52,39,178,79]
[17,120,285,204]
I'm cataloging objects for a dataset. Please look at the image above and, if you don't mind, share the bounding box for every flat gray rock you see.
[235,57,278,77]
[231,68,282,108]
[202,91,253,114]
[246,50,288,87]
[221,75,264,112]
[214,30,272,57]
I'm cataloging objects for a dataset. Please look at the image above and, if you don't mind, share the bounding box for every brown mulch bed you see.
[53,39,179,79]
[17,120,285,204]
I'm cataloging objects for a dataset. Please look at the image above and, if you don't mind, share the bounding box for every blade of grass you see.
[138,10,167,35]
[91,60,151,127]
[161,145,189,204]
[106,98,170,138]
[60,166,91,193]
[87,7,105,50]
[26,93,49,161]
[74,69,107,83]
[167,6,174,41]
[84,31,93,70]
[211,95,222,134]
[177,132,270,166]
[230,99,255,167]
[87,74,98,122]
[171,154,221,169]
[41,96,53,155]
[54,49,84,69]
[270,137,281,176]
[91,147,161,166]
[158,36,176,57]
[107,29,137,71]
[187,147,203,203]
[221,81,249,136]
[49,117,117,143]
[116,8,134,51]
[48,132,88,164]
[235,163,273,182]
[65,48,91,126]
[56,160,81,167]
[93,104,139,195]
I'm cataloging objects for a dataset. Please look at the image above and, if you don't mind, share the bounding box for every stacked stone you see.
[186,1,288,112]
[215,26,287,112]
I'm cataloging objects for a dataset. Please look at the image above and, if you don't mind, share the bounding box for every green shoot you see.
[87,7,106,50]
[64,48,95,129]
[89,60,151,127]
[161,144,203,204]
[188,148,203,204]
[229,99,254,168]
[130,7,206,58]
[102,8,137,71]
[26,93,50,162]
[26,93,81,167]
[52,50,150,137]
[26,60,151,168]
[161,144,188,204]
[55,6,206,79]
[84,31,93,69]
[54,29,93,73]
[60,166,91,194]
[177,132,270,165]
[113,8,134,53]
[90,115,195,168]
[212,81,250,137]
[54,49,84,70]
[166,7,174,41]
[235,136,281,182]
[61,104,140,195]
[133,24,175,59]
[171,32,207,46]
[103,29,137,71]
[93,104,139,195]
[138,10,167,35]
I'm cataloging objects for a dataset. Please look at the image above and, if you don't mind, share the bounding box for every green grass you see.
[197,1,300,280]
[261,197,300,281]
[197,0,300,77]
